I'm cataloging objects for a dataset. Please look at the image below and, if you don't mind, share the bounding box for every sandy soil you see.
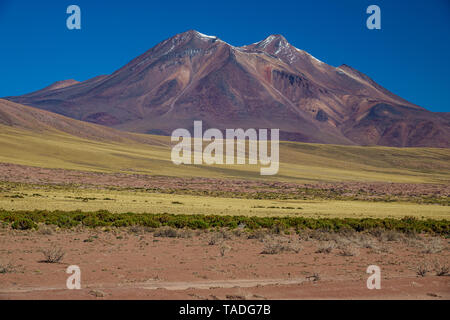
[0,227,448,300]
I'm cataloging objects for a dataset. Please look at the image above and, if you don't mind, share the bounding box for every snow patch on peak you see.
[194,31,217,40]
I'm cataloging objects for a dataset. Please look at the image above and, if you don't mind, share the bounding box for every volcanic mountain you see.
[6,30,449,147]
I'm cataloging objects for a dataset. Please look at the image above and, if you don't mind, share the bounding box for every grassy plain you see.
[0,124,449,184]
[1,183,449,219]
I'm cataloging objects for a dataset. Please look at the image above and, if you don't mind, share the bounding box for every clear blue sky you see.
[0,0,449,112]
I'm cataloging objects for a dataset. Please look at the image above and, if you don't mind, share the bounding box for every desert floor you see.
[1,226,448,300]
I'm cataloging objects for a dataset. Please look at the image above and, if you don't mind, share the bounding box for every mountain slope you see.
[0,99,166,146]
[5,30,449,147]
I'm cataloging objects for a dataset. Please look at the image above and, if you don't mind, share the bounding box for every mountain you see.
[5,30,449,147]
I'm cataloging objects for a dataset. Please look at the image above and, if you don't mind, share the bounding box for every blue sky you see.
[0,0,449,112]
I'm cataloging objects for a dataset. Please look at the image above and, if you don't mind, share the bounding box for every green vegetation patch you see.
[0,209,448,236]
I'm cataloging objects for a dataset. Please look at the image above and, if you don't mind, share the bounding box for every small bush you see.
[261,239,301,254]
[154,227,178,238]
[0,261,15,274]
[385,230,402,242]
[220,244,231,257]
[11,217,37,230]
[434,261,449,276]
[316,241,336,254]
[38,225,53,235]
[41,247,65,263]
[339,244,359,257]
[177,229,194,238]
[308,229,334,241]
[128,225,144,234]
[248,229,270,241]
[209,234,221,246]
[112,219,131,228]
[357,236,377,249]
[422,238,443,254]
[270,224,284,235]
[416,263,429,277]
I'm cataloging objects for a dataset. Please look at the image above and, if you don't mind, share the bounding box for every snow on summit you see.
[194,31,217,40]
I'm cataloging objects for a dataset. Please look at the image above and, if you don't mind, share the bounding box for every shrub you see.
[11,217,37,230]
[422,238,443,254]
[140,217,160,228]
[316,241,336,254]
[112,219,131,228]
[220,244,231,257]
[308,229,335,241]
[209,233,223,245]
[41,247,65,263]
[248,229,270,241]
[261,239,301,254]
[0,261,15,274]
[0,210,448,236]
[177,229,194,238]
[154,227,178,238]
[55,215,78,228]
[416,263,429,277]
[38,225,54,235]
[339,244,359,257]
[434,261,449,276]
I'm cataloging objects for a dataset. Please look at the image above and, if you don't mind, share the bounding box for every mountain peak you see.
[178,30,218,42]
[254,34,289,49]
[7,30,447,148]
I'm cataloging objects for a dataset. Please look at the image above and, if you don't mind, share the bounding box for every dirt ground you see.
[0,226,448,300]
